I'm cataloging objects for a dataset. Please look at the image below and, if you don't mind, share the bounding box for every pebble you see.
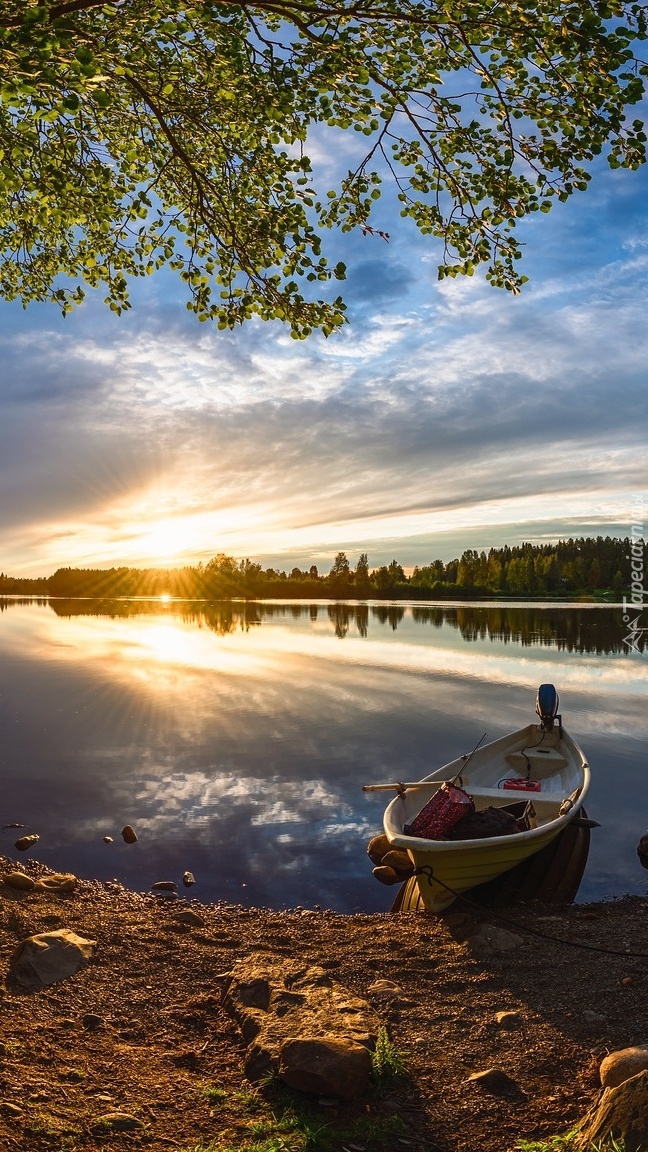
[103,836,114,844]
[90,1112,143,1134]
[368,979,403,999]
[495,1010,522,1029]
[82,1013,103,1031]
[465,1068,521,1095]
[583,1010,607,1024]
[151,881,177,892]
[174,911,205,927]
[121,825,138,844]
[182,871,196,887]
[0,1102,23,1116]
[15,834,40,852]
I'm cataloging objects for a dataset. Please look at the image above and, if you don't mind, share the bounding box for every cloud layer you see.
[0,157,647,575]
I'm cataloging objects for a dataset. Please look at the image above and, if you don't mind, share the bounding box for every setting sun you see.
[139,519,192,560]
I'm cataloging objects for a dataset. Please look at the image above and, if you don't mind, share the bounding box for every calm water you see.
[0,597,646,912]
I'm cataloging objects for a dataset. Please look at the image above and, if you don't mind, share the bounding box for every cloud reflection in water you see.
[0,598,645,910]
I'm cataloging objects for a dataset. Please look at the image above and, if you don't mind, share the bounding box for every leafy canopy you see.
[0,0,647,336]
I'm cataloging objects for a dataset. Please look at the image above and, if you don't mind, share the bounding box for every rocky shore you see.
[1,855,648,1152]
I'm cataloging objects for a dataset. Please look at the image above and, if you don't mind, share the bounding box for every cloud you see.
[0,151,647,574]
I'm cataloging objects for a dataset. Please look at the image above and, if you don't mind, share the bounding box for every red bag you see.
[405,782,474,840]
[503,778,541,792]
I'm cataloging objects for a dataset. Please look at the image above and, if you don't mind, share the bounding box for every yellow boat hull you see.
[382,719,590,915]
[403,820,569,913]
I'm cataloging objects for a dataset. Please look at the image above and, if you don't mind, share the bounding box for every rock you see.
[372,865,400,886]
[121,825,138,844]
[576,1069,648,1151]
[600,1046,648,1088]
[495,1010,521,1029]
[182,871,196,887]
[33,873,77,894]
[368,979,404,1000]
[465,1068,521,1096]
[0,1102,23,1116]
[150,881,177,892]
[224,954,381,1093]
[583,1010,607,1025]
[637,833,648,869]
[103,836,114,844]
[9,928,96,990]
[367,834,392,866]
[90,1112,143,1134]
[279,1037,373,1100]
[82,1013,103,1031]
[467,924,524,954]
[174,910,205,927]
[3,871,36,891]
[381,850,415,876]
[0,1095,21,1112]
[14,834,39,852]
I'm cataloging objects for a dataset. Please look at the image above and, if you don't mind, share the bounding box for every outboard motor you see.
[535,683,561,732]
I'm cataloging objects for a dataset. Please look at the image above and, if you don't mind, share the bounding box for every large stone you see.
[576,1070,648,1151]
[224,954,381,1096]
[279,1037,373,1100]
[600,1047,648,1088]
[33,873,77,894]
[2,872,35,891]
[9,928,96,990]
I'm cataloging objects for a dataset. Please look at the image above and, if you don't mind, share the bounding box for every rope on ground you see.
[412,865,648,961]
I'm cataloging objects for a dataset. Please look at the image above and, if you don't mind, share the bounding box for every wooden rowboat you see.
[370,685,590,915]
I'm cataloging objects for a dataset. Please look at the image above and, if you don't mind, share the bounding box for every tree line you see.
[0,536,643,600]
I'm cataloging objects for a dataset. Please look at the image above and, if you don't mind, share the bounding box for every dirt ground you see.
[1,855,648,1152]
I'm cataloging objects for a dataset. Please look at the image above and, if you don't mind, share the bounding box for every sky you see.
[1,118,648,578]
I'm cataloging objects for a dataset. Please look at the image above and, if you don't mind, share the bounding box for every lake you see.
[0,597,646,913]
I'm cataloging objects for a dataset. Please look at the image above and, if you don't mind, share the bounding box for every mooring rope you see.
[413,865,648,962]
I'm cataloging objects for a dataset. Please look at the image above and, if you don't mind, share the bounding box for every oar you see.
[362,781,440,792]
[363,733,489,794]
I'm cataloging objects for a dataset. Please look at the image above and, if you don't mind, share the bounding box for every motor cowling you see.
[536,683,559,729]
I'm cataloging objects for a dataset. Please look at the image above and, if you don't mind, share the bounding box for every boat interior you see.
[406,723,586,828]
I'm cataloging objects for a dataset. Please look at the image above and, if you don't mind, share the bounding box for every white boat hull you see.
[383,721,590,913]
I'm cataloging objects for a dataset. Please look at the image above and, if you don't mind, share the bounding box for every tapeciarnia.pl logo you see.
[622,494,646,654]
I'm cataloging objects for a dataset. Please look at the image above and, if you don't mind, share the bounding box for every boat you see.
[365,685,590,914]
[390,804,594,912]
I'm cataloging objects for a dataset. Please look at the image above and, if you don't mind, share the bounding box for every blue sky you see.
[1,139,647,577]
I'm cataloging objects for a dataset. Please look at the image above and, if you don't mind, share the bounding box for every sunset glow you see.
[1,148,647,578]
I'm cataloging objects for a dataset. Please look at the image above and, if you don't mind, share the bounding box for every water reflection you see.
[0,597,645,911]
[12,595,635,654]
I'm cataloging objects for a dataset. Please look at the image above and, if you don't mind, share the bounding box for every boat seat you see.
[505,749,568,773]
[467,785,569,803]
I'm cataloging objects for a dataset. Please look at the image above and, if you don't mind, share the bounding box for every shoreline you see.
[2,854,647,1151]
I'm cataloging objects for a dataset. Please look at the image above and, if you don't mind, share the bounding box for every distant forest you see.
[0,536,643,600]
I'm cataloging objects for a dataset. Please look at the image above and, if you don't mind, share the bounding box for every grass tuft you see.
[516,1130,627,1152]
[370,1025,408,1083]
